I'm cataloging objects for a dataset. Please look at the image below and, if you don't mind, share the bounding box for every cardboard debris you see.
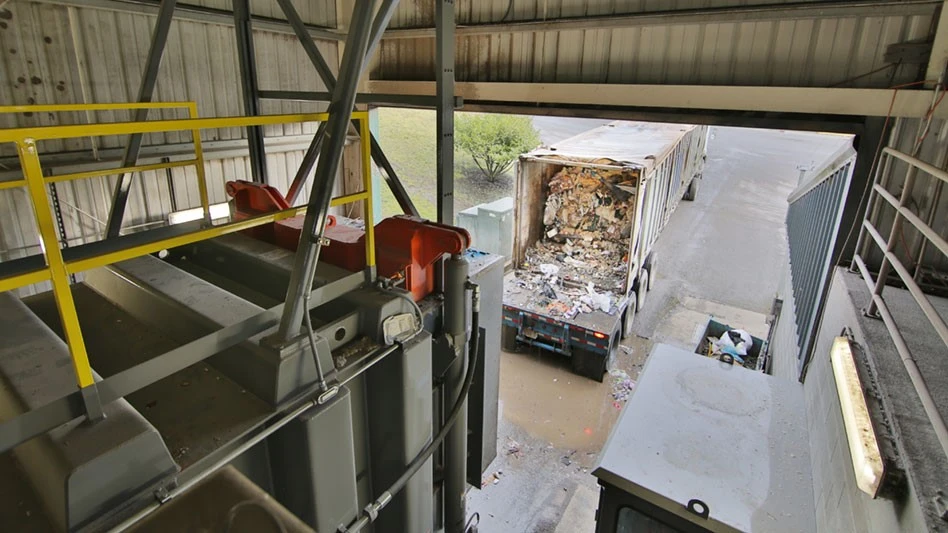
[514,165,638,318]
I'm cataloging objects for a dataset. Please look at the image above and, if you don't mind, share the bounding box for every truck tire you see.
[502,324,519,352]
[645,253,657,291]
[683,178,699,201]
[621,298,637,339]
[636,269,649,311]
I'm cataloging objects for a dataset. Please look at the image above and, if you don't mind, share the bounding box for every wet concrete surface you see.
[468,126,849,532]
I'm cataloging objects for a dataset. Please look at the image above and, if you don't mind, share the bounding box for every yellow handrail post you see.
[16,139,104,420]
[188,102,211,225]
[359,117,376,268]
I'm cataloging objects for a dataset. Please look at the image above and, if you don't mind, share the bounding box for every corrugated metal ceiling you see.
[376,2,936,88]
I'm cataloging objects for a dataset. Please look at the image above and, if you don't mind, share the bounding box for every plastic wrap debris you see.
[539,263,560,277]
[609,369,636,402]
[709,329,751,357]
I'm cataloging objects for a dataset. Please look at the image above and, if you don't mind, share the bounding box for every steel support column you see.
[435,0,455,224]
[104,0,176,238]
[276,0,376,342]
[233,0,268,184]
[276,0,414,213]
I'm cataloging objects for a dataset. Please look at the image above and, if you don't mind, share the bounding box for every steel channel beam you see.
[371,135,419,217]
[275,0,415,212]
[0,270,365,454]
[258,90,463,109]
[104,0,177,238]
[435,0,455,224]
[381,0,939,39]
[233,0,268,184]
[277,0,377,342]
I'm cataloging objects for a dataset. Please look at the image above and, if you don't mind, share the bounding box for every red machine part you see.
[375,216,471,301]
[226,180,335,249]
[225,180,470,301]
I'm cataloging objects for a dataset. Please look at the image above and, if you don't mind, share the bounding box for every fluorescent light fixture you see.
[830,336,885,498]
[167,202,231,225]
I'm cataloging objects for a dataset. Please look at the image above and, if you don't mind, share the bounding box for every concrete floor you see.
[468,126,849,532]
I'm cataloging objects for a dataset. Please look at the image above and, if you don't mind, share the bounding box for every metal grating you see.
[786,145,855,365]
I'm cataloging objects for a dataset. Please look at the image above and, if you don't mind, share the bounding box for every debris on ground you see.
[560,450,576,466]
[505,439,522,457]
[511,165,639,318]
[332,336,379,369]
[609,369,636,402]
[482,470,504,487]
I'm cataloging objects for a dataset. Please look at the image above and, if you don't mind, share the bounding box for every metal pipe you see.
[443,254,469,533]
[873,183,948,257]
[912,178,944,279]
[862,221,948,346]
[277,0,377,342]
[865,159,919,315]
[109,342,400,533]
[852,255,948,461]
[883,146,948,184]
[855,119,901,262]
[109,398,318,532]
[105,0,177,238]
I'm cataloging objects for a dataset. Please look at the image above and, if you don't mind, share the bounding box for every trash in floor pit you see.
[619,345,632,355]
[709,329,751,360]
[561,450,576,466]
[609,369,636,402]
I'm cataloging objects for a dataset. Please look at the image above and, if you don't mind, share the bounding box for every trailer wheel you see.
[636,270,649,311]
[683,178,699,201]
[501,325,519,352]
[621,298,637,339]
[645,253,658,291]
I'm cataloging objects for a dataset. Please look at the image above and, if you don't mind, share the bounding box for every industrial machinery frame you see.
[0,103,376,449]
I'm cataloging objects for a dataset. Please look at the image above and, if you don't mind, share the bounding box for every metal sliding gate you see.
[786,145,856,370]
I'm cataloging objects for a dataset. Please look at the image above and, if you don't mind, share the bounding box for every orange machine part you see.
[374,216,471,301]
[225,181,470,301]
[226,180,334,247]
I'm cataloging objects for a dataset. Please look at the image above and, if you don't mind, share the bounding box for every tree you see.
[455,114,540,182]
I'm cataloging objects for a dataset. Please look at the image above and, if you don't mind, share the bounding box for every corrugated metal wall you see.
[0,0,345,291]
[375,1,935,88]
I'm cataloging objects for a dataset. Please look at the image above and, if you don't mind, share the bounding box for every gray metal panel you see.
[593,343,814,533]
[269,387,359,531]
[364,331,434,533]
[466,251,504,484]
[0,292,177,531]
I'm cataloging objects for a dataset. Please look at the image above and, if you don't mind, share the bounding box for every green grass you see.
[376,108,515,222]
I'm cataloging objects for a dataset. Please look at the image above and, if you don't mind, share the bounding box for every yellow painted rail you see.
[0,103,374,410]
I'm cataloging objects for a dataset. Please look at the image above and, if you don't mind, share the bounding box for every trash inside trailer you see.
[503,121,709,381]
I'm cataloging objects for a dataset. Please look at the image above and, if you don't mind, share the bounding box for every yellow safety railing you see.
[0,104,374,414]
